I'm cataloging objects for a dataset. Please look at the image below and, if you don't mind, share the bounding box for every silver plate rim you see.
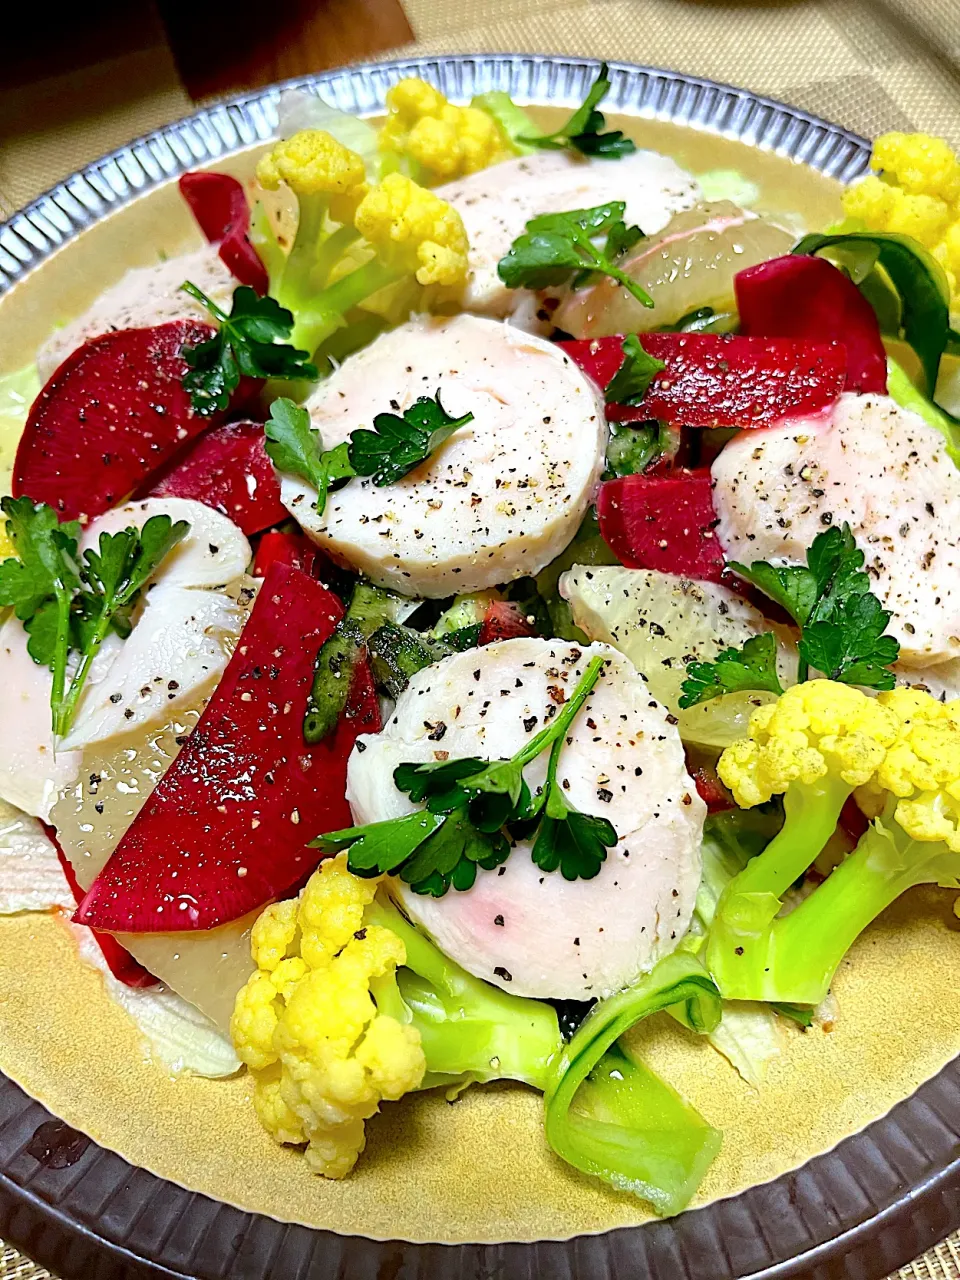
[0,51,872,293]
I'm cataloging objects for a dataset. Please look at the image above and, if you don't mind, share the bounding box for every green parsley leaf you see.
[0,499,188,736]
[323,654,610,897]
[179,283,318,416]
[678,632,784,710]
[264,397,355,516]
[799,593,899,690]
[604,334,667,406]
[529,732,617,880]
[348,394,474,487]
[498,203,653,307]
[314,809,445,875]
[519,63,636,159]
[730,523,900,685]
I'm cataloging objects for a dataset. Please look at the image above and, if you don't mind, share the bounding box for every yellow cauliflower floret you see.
[0,525,14,560]
[872,131,960,202]
[354,173,469,288]
[849,689,960,849]
[231,854,426,1180]
[718,680,900,808]
[841,131,960,313]
[380,77,511,181]
[257,130,369,221]
[250,898,299,971]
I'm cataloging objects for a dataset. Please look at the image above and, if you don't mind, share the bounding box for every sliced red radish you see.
[735,255,887,394]
[597,470,725,582]
[148,420,286,535]
[74,562,381,933]
[14,320,224,522]
[179,172,269,295]
[479,600,538,645]
[46,826,159,989]
[559,333,847,427]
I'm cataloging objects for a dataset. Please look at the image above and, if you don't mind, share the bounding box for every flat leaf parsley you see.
[0,496,189,736]
[519,63,636,159]
[314,655,617,895]
[604,334,667,406]
[679,524,901,707]
[264,394,474,515]
[497,203,652,307]
[179,282,318,415]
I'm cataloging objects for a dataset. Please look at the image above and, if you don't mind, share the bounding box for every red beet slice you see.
[735,255,887,394]
[14,320,222,523]
[179,171,269,295]
[479,600,538,645]
[597,470,725,582]
[75,561,381,932]
[559,333,847,427]
[148,419,287,535]
[45,826,159,989]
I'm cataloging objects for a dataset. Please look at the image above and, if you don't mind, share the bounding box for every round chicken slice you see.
[435,149,700,320]
[0,499,251,817]
[347,637,705,1000]
[711,392,960,668]
[280,314,606,597]
[36,244,234,384]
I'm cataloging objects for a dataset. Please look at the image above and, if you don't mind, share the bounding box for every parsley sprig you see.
[314,655,616,895]
[519,63,636,159]
[179,283,318,416]
[497,204,652,307]
[678,524,900,708]
[264,394,474,515]
[0,497,189,736]
[604,334,667,405]
[679,633,783,709]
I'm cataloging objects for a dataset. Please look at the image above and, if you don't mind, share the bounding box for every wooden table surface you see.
[6,0,412,104]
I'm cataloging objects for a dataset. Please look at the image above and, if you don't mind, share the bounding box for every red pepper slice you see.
[735,255,888,394]
[559,332,847,427]
[687,762,734,815]
[44,825,160,989]
[596,470,725,581]
[478,600,538,645]
[13,320,226,523]
[148,419,287,536]
[74,562,381,932]
[178,172,269,296]
[253,531,323,578]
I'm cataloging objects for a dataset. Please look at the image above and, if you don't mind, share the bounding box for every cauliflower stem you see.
[707,683,960,1004]
[365,896,561,1091]
[256,130,469,355]
[544,952,723,1216]
[708,795,960,1005]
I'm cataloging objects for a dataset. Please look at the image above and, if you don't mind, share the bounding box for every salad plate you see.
[2,51,960,1280]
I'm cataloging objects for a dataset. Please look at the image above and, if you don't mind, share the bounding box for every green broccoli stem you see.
[367,895,562,1091]
[746,812,960,1005]
[288,258,403,356]
[544,952,722,1216]
[705,774,851,1000]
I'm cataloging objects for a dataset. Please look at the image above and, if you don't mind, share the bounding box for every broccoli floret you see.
[256,131,469,355]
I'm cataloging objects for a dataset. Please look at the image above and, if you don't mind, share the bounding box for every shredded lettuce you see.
[71,925,241,1077]
[276,88,381,176]
[0,364,39,497]
[697,169,760,208]
[887,356,960,467]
